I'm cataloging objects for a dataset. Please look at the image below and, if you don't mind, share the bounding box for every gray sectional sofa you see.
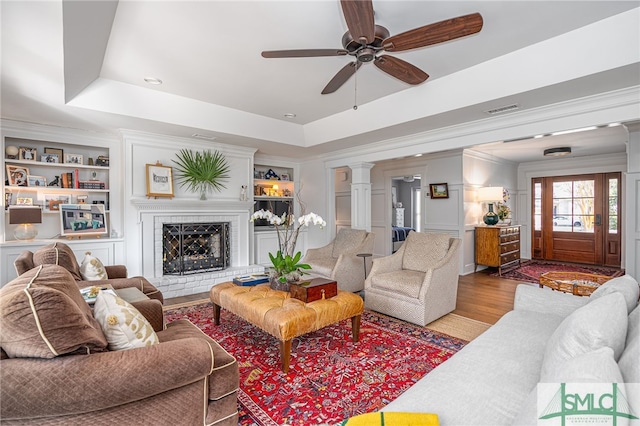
[383,274,640,425]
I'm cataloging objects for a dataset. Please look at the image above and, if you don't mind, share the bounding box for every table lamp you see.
[477,186,503,226]
[9,206,43,240]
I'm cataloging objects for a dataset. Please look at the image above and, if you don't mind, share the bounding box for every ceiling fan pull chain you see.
[353,64,358,110]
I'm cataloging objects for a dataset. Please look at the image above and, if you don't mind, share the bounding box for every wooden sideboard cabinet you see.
[474,225,521,275]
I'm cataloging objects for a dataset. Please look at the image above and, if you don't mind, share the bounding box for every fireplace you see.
[162,222,230,275]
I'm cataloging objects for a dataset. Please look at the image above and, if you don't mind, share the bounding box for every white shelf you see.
[5,158,109,171]
[254,195,293,200]
[5,187,109,193]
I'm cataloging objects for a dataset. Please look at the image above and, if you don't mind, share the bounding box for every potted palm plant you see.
[172,149,230,200]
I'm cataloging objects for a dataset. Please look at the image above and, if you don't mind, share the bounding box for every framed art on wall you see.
[146,162,174,198]
[429,183,449,199]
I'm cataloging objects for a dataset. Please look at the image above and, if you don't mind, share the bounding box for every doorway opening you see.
[391,175,421,252]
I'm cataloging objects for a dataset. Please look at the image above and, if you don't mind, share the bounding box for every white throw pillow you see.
[590,274,640,314]
[540,292,628,380]
[79,252,108,281]
[93,290,159,351]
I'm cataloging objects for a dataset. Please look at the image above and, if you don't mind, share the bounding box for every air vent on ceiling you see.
[191,133,216,140]
[484,104,520,115]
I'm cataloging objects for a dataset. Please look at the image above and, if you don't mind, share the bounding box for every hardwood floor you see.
[164,270,534,325]
[452,271,536,324]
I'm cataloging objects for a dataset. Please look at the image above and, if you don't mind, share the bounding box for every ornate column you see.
[348,162,375,231]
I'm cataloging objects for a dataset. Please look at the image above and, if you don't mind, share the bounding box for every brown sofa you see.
[0,264,239,425]
[14,242,164,304]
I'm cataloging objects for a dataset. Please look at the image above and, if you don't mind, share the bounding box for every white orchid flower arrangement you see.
[250,201,326,284]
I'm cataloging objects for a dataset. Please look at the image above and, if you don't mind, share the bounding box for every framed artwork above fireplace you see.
[146,162,174,198]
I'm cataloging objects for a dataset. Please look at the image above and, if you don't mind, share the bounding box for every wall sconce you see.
[477,186,503,226]
[9,206,42,240]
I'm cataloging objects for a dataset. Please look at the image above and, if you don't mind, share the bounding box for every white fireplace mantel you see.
[134,196,255,277]
[131,197,253,215]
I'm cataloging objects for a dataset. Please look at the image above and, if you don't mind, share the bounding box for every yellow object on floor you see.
[341,412,439,425]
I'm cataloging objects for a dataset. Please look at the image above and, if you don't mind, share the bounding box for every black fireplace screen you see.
[163,222,230,275]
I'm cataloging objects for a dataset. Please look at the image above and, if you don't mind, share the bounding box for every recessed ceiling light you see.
[283,113,296,119]
[144,77,163,85]
[414,154,422,157]
[544,147,572,157]
[607,122,621,127]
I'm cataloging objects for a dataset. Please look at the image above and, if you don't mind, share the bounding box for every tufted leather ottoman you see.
[210,282,364,372]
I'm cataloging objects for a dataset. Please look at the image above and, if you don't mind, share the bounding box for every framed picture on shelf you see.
[27,175,47,187]
[16,197,33,206]
[44,147,64,159]
[95,156,109,167]
[64,153,83,165]
[6,165,29,186]
[41,153,59,163]
[18,147,37,161]
[59,203,108,237]
[429,183,449,199]
[44,194,70,211]
[280,173,290,181]
[145,162,174,198]
[5,192,13,210]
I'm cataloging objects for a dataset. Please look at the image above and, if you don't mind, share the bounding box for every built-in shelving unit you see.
[252,162,307,266]
[1,120,126,286]
[4,137,110,221]
[253,164,294,200]
[3,135,111,241]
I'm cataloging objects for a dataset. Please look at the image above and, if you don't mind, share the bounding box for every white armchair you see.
[302,228,375,292]
[364,232,461,326]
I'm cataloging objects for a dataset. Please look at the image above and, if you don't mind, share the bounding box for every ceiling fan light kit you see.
[261,0,483,95]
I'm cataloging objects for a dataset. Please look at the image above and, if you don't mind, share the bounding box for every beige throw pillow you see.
[93,291,159,351]
[79,251,108,281]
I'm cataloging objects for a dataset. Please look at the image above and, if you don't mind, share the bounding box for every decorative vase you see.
[270,276,291,292]
[483,203,499,226]
[199,189,207,201]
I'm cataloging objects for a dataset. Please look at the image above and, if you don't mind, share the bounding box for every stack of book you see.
[232,274,270,286]
[79,181,106,189]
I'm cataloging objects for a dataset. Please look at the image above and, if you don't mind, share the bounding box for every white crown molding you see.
[322,86,640,168]
[1,119,117,146]
[119,128,257,157]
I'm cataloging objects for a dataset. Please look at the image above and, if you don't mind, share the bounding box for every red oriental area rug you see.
[164,303,466,426]
[492,259,624,284]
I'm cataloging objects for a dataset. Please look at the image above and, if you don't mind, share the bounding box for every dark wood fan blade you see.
[374,55,429,85]
[322,62,361,94]
[383,13,483,52]
[262,49,348,58]
[340,0,375,44]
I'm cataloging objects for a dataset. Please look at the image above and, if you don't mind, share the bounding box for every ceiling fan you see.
[261,0,483,94]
